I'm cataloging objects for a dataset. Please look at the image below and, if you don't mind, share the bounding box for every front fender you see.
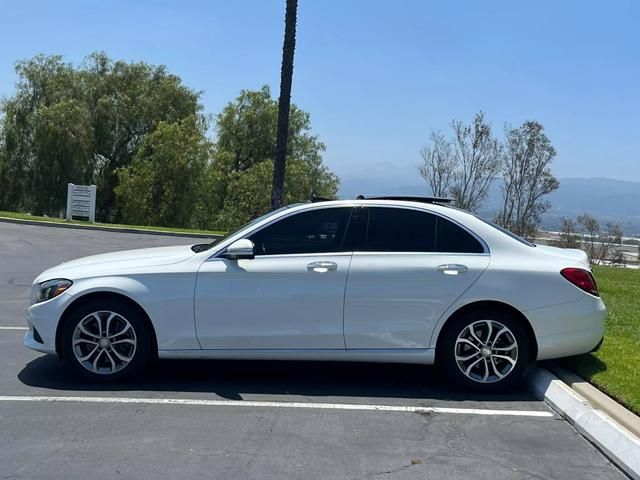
[61,274,199,350]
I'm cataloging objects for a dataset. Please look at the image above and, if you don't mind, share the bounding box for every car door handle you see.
[437,264,468,275]
[307,261,338,273]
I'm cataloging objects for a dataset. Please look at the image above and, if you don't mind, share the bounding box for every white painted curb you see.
[525,366,640,480]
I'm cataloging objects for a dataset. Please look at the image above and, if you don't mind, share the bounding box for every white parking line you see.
[0,395,554,417]
[0,326,28,330]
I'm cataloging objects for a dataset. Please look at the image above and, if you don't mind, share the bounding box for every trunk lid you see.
[535,244,590,267]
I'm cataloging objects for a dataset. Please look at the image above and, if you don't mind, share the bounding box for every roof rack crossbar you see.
[355,195,453,204]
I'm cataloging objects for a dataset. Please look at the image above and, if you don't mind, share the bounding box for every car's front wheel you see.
[61,299,152,381]
[438,308,533,390]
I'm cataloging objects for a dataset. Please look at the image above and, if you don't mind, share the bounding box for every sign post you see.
[66,183,97,223]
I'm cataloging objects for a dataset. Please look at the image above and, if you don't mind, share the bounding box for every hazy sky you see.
[1,0,638,186]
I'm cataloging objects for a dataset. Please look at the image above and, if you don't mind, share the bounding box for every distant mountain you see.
[338,176,640,236]
[540,178,640,236]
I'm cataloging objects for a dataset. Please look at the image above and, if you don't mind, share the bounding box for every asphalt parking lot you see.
[0,222,626,480]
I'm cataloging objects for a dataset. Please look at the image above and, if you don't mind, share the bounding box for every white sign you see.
[66,183,97,222]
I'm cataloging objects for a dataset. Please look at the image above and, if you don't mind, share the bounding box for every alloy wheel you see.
[454,319,518,383]
[72,310,137,375]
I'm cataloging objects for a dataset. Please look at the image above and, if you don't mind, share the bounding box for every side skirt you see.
[158,348,435,365]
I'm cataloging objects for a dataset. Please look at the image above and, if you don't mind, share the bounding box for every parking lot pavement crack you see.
[350,462,419,480]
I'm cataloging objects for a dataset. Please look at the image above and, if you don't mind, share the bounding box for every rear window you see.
[476,217,536,247]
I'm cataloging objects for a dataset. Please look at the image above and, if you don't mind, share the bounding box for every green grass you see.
[0,210,225,236]
[564,265,640,415]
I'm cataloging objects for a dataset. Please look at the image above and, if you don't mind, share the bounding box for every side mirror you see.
[223,239,255,260]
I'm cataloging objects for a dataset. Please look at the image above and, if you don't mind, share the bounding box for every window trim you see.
[242,251,353,260]
[210,203,490,259]
[215,205,356,259]
[356,205,489,255]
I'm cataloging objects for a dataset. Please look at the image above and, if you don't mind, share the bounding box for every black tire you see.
[61,299,152,382]
[437,307,533,391]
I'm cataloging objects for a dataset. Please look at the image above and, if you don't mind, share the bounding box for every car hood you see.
[34,245,196,283]
[535,244,589,266]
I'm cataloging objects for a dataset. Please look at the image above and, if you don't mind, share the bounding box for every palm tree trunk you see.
[270,0,298,210]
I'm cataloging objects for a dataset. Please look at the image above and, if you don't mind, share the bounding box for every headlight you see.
[36,279,73,303]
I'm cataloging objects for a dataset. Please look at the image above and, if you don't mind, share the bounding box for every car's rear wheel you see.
[61,299,152,381]
[438,308,533,391]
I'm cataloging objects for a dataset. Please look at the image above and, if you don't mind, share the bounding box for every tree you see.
[0,52,202,221]
[577,213,600,264]
[0,118,5,197]
[271,0,299,210]
[417,112,500,212]
[610,249,625,266]
[418,132,455,197]
[115,117,211,228]
[211,156,336,230]
[558,217,581,248]
[215,87,279,172]
[202,86,338,230]
[81,52,202,221]
[598,222,623,263]
[449,112,501,212]
[0,54,339,231]
[0,55,94,215]
[496,121,559,237]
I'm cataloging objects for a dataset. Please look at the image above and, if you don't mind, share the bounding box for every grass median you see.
[0,210,226,236]
[564,265,640,415]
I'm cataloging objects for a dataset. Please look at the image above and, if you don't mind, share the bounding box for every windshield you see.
[191,206,294,253]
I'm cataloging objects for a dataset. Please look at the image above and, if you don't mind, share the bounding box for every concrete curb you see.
[546,363,640,439]
[525,366,640,480]
[0,216,222,239]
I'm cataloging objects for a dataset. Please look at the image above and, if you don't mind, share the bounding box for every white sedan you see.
[25,197,605,389]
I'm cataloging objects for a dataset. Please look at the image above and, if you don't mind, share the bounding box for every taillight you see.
[560,268,599,297]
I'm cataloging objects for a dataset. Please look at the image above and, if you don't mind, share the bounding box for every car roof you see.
[284,198,475,229]
[287,198,454,213]
[351,195,453,204]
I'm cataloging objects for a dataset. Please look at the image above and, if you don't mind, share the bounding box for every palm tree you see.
[270,0,298,210]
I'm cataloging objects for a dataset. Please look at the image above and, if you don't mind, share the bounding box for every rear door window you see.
[364,207,437,252]
[359,206,485,254]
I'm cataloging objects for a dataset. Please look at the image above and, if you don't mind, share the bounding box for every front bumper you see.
[23,292,72,355]
[24,327,55,354]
